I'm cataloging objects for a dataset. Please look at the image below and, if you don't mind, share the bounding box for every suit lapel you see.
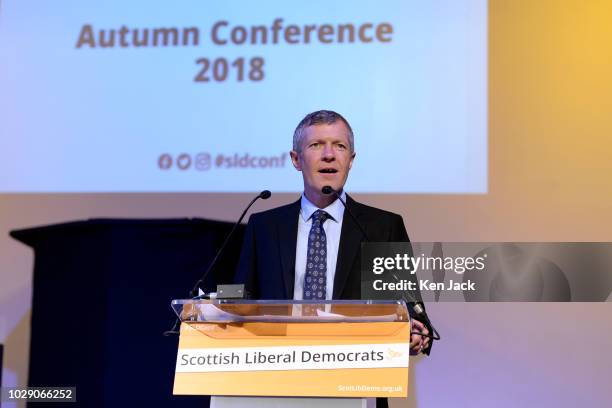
[277,199,301,299]
[333,195,365,299]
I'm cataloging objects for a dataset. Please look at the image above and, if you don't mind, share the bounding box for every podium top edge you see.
[171,299,407,306]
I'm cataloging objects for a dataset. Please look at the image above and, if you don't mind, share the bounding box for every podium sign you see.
[172,300,411,398]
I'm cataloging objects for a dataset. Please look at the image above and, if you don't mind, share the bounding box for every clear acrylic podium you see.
[171,300,411,408]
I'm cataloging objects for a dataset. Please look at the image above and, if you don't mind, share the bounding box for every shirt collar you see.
[300,190,346,223]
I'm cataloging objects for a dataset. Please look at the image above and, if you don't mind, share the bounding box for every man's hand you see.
[409,319,430,355]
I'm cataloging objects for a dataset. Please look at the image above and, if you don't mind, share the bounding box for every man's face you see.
[290,121,355,198]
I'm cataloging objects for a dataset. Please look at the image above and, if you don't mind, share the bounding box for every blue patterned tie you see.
[303,210,330,300]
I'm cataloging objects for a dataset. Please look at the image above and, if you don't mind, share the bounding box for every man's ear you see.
[290,150,302,171]
[348,151,356,170]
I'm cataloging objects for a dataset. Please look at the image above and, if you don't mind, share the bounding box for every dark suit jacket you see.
[234,194,432,340]
[235,195,410,297]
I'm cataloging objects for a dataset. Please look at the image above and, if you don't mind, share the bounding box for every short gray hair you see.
[292,110,354,153]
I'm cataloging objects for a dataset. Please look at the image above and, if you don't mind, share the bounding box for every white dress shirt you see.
[293,191,346,300]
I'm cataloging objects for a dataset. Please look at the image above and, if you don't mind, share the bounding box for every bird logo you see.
[387,349,404,359]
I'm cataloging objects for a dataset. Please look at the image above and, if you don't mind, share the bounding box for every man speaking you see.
[234,110,432,358]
